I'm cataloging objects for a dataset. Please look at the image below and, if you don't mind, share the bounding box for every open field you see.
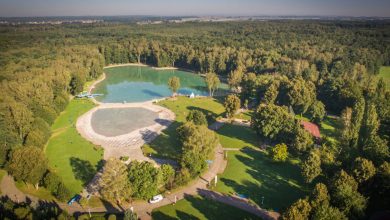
[216,148,307,212]
[215,124,307,212]
[379,66,390,88]
[152,195,260,220]
[142,96,225,160]
[217,123,260,149]
[45,99,104,194]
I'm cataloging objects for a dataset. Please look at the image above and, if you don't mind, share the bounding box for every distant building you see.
[301,121,321,140]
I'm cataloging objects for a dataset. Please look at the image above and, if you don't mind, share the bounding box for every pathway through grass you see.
[215,124,308,212]
[152,195,260,220]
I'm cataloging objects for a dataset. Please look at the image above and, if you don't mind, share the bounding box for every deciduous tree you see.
[168,76,180,96]
[7,146,47,188]
[224,94,240,118]
[205,72,220,96]
[99,158,131,204]
[270,143,288,162]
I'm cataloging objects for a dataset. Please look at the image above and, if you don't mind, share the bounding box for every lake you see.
[93,65,228,103]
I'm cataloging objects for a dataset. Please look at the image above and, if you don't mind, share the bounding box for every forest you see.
[0,20,389,219]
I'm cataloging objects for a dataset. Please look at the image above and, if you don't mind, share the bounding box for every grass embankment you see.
[215,123,307,212]
[0,169,6,194]
[142,96,225,160]
[45,99,103,194]
[152,195,260,220]
[379,66,390,88]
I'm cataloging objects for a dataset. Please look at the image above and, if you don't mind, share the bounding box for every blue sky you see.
[0,0,389,17]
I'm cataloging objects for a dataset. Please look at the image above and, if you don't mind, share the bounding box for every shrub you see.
[55,183,72,202]
[186,110,208,126]
[270,143,288,162]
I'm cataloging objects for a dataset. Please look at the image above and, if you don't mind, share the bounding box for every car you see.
[67,194,82,205]
[148,194,163,204]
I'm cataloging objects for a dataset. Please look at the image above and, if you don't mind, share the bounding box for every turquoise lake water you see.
[93,66,228,103]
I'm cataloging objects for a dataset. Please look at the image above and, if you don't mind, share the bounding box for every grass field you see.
[217,124,260,149]
[320,116,342,144]
[0,169,6,182]
[142,96,225,160]
[152,195,260,220]
[0,169,6,194]
[379,66,390,88]
[45,99,104,194]
[215,125,307,212]
[216,149,307,212]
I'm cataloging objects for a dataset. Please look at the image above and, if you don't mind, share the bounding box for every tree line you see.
[0,20,389,215]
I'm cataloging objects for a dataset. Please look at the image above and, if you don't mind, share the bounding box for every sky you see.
[0,0,389,17]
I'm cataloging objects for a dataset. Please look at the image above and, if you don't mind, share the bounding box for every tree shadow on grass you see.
[220,147,308,212]
[69,157,98,187]
[187,106,224,124]
[152,211,178,220]
[147,121,183,160]
[184,194,259,220]
[216,124,260,147]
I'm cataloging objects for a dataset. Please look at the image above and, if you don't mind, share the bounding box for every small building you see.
[189,92,195,99]
[301,121,321,140]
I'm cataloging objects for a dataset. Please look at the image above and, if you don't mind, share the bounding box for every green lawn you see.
[0,169,6,194]
[217,124,260,149]
[45,99,104,194]
[235,110,253,121]
[216,148,307,212]
[320,116,342,144]
[215,125,307,212]
[152,195,260,220]
[0,169,6,182]
[142,96,225,160]
[379,66,390,88]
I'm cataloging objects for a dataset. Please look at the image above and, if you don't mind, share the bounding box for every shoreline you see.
[103,62,199,74]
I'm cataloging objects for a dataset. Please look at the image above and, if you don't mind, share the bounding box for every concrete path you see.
[0,175,41,207]
[76,101,175,162]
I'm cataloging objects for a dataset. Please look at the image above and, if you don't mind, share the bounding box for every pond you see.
[93,65,228,103]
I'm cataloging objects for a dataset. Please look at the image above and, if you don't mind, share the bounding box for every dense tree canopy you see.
[7,146,47,187]
[0,19,389,217]
[99,158,131,204]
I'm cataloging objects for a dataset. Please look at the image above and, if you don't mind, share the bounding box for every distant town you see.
[0,15,389,25]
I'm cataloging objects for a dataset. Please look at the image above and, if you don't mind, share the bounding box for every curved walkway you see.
[0,144,279,220]
[76,101,175,161]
